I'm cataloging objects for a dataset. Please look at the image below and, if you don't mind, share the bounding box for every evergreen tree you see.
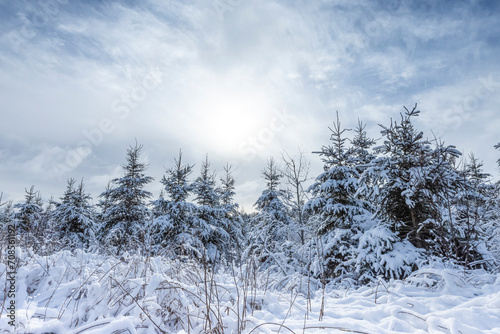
[359,105,462,250]
[218,164,244,259]
[451,155,496,267]
[306,113,371,280]
[151,190,167,218]
[0,195,14,250]
[191,156,229,262]
[99,142,153,253]
[348,119,376,175]
[149,150,196,256]
[52,178,96,248]
[0,194,14,230]
[307,114,370,234]
[96,182,113,227]
[491,143,500,260]
[13,186,43,246]
[419,138,465,260]
[245,158,294,272]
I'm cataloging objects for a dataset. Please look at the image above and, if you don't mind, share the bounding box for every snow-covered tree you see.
[0,194,14,250]
[218,164,244,259]
[188,156,242,262]
[52,178,96,248]
[245,158,294,272]
[353,223,424,282]
[451,155,497,267]
[490,143,500,261]
[306,113,371,280]
[307,114,372,234]
[348,119,376,174]
[13,186,43,246]
[151,190,167,218]
[359,105,462,250]
[98,142,153,254]
[96,182,113,226]
[149,150,196,256]
[282,149,310,245]
[0,193,14,230]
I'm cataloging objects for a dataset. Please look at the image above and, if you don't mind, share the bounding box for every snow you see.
[2,250,500,333]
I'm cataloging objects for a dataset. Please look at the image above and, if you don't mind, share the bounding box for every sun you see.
[190,87,272,152]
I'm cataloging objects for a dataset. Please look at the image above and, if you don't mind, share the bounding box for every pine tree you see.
[0,194,14,251]
[96,182,113,227]
[348,119,376,175]
[307,113,370,233]
[218,164,244,259]
[0,194,14,230]
[451,155,496,267]
[191,156,230,262]
[491,143,500,260]
[306,113,371,279]
[419,138,465,260]
[359,105,462,250]
[149,150,196,256]
[13,186,43,246]
[99,142,153,253]
[151,190,167,218]
[245,158,294,272]
[52,178,96,248]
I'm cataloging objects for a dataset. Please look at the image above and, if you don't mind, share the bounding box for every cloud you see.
[1,0,500,209]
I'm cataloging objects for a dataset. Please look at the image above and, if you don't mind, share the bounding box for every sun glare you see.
[191,88,272,152]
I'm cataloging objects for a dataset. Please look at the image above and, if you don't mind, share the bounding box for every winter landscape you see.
[2,1,500,333]
[2,106,500,333]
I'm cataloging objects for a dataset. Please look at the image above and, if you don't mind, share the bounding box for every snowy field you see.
[1,250,500,334]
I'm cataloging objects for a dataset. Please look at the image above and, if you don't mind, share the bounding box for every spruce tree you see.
[192,156,230,262]
[452,155,496,267]
[348,119,376,174]
[0,194,14,230]
[149,150,196,255]
[218,164,244,258]
[52,178,96,248]
[13,186,43,246]
[99,142,153,253]
[0,195,14,251]
[306,113,371,279]
[246,158,294,272]
[355,104,482,276]
[96,182,113,227]
[359,105,462,249]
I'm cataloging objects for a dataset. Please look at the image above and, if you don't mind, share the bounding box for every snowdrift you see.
[1,249,499,333]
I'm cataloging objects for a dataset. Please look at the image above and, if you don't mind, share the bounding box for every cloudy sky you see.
[1,0,500,210]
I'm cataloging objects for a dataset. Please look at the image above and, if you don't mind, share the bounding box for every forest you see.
[1,105,500,333]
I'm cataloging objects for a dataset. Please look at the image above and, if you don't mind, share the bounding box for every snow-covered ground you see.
[1,249,499,333]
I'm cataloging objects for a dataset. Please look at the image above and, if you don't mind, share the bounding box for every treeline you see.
[1,104,500,284]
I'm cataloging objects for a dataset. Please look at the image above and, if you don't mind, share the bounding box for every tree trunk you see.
[410,208,421,248]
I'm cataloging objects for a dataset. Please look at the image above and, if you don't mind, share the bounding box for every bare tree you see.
[282,149,310,245]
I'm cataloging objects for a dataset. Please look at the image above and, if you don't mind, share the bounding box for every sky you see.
[1,0,500,211]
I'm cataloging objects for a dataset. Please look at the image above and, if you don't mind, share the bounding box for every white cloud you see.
[1,0,500,208]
